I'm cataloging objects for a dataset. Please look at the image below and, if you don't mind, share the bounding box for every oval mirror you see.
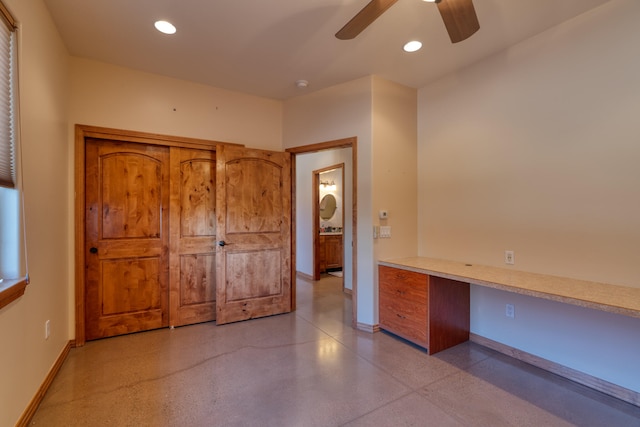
[319,194,337,220]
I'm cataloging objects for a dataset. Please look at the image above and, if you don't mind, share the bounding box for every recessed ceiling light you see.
[154,20,176,35]
[403,40,422,53]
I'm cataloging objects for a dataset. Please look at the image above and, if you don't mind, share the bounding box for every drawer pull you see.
[396,313,406,319]
[396,289,405,295]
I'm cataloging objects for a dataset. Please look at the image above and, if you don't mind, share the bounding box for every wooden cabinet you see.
[378,265,470,354]
[318,235,326,273]
[325,234,342,270]
[319,234,342,272]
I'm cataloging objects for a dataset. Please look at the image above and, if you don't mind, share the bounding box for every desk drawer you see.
[379,266,428,347]
[379,266,427,302]
[379,296,427,347]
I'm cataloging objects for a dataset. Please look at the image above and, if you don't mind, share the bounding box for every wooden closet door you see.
[215,145,292,324]
[169,147,217,327]
[85,139,170,340]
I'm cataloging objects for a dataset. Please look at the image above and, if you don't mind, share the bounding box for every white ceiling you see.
[43,0,611,100]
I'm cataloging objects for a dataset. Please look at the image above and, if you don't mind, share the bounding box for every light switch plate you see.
[379,226,391,238]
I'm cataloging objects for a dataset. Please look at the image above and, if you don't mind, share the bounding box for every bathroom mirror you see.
[319,194,337,220]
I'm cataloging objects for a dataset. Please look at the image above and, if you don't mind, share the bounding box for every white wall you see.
[296,148,353,291]
[284,76,417,327]
[0,0,71,425]
[284,76,375,325]
[371,77,418,268]
[418,0,640,392]
[69,57,283,151]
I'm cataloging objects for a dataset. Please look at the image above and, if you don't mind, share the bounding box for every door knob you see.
[217,240,226,247]
[89,247,98,254]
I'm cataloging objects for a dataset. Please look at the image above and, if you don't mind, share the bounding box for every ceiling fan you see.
[336,0,480,44]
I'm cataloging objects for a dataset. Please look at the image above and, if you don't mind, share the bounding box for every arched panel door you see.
[169,147,217,327]
[215,145,291,324]
[85,139,170,340]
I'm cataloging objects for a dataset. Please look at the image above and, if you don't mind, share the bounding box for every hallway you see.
[31,275,640,426]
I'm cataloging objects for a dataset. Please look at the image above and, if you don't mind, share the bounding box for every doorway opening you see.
[314,164,344,282]
[287,137,357,327]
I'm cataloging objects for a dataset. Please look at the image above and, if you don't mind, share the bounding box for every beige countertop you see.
[379,257,640,319]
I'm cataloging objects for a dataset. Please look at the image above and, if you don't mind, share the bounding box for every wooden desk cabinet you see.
[378,265,470,354]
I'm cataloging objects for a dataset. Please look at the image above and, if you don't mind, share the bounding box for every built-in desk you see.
[378,257,640,406]
[379,257,640,319]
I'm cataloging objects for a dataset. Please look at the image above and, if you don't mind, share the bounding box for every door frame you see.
[74,124,238,346]
[286,137,357,327]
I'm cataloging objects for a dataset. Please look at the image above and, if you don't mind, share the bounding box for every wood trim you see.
[0,0,16,30]
[0,276,28,310]
[16,340,73,427]
[76,124,242,150]
[296,270,314,281]
[286,137,358,327]
[470,333,640,407]
[286,137,356,154]
[351,141,358,328]
[313,171,320,280]
[74,127,86,346]
[357,322,379,333]
[290,155,297,311]
[74,124,242,346]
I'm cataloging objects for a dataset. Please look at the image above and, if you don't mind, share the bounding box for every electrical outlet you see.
[505,304,515,319]
[505,250,515,265]
[45,320,51,339]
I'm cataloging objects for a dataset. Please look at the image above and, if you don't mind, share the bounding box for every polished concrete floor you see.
[32,275,640,426]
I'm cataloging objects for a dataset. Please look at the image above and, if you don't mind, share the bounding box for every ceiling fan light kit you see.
[336,0,479,44]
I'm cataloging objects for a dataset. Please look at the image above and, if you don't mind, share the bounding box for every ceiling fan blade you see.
[436,0,480,43]
[336,0,399,40]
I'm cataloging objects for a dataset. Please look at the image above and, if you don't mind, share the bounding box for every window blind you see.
[0,4,15,189]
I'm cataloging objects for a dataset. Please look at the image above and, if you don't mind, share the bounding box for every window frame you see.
[0,277,28,309]
[0,1,27,311]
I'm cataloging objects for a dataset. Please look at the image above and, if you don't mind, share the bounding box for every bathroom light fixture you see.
[154,20,177,35]
[320,180,337,191]
[295,79,309,89]
[403,40,422,52]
